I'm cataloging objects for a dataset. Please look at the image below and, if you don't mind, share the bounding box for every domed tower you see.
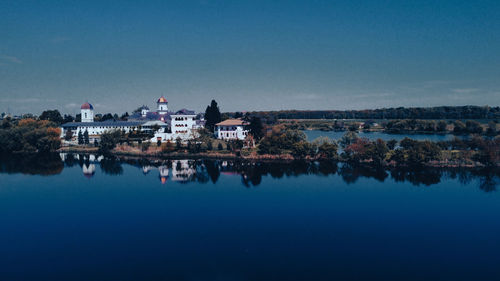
[81,102,94,123]
[157,96,168,113]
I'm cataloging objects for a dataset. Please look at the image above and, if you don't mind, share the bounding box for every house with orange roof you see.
[215,119,249,140]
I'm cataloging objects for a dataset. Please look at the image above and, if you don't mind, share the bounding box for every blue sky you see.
[0,0,499,115]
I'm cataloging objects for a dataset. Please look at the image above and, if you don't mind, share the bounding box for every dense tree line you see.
[385,119,448,133]
[230,106,500,121]
[257,125,338,159]
[0,118,61,153]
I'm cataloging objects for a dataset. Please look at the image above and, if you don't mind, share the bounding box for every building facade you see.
[61,97,201,143]
[215,119,249,140]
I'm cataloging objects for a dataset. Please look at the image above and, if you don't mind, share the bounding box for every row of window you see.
[219,126,245,131]
[220,131,247,138]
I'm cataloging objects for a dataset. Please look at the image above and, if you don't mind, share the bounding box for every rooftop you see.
[61,120,145,127]
[215,119,248,126]
[157,96,168,103]
[174,108,196,115]
[81,102,93,110]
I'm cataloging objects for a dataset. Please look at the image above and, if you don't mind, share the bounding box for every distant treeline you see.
[229,106,500,121]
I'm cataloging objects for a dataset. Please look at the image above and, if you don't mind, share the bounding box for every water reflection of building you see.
[142,165,154,174]
[171,160,195,182]
[82,163,96,179]
[60,153,103,179]
[158,165,169,184]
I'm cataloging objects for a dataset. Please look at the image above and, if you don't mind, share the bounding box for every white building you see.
[61,102,144,142]
[171,109,197,136]
[171,160,195,182]
[215,119,249,140]
[141,120,169,133]
[151,109,198,142]
[157,96,168,113]
[61,97,202,143]
[81,102,94,122]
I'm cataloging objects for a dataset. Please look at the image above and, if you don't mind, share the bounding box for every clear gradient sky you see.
[1,0,499,115]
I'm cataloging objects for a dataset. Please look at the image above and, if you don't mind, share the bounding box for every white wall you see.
[216,125,248,140]
[61,125,138,140]
[81,109,94,122]
[157,103,168,112]
[171,114,196,136]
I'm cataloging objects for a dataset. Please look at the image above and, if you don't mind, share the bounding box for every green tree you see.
[175,137,182,150]
[486,121,497,136]
[248,116,264,140]
[63,114,75,123]
[120,112,129,121]
[83,130,90,145]
[78,131,84,145]
[369,139,389,165]
[314,137,338,159]
[465,120,483,134]
[453,120,466,134]
[98,130,121,155]
[64,130,73,141]
[204,100,222,132]
[387,139,398,150]
[339,131,359,149]
[39,110,63,125]
[437,120,447,131]
[101,113,114,121]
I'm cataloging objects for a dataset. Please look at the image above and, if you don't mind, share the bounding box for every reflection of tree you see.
[241,168,262,187]
[317,161,338,176]
[78,153,85,167]
[390,167,441,186]
[203,160,220,184]
[287,161,310,177]
[0,153,63,175]
[479,175,497,192]
[6,153,492,193]
[100,157,123,175]
[339,163,389,184]
[338,164,361,184]
[64,153,78,167]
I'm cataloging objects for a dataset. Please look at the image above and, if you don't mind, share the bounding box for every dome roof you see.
[157,96,168,103]
[81,102,93,110]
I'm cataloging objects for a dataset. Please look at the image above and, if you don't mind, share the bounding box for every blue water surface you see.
[304,130,455,142]
[0,155,499,280]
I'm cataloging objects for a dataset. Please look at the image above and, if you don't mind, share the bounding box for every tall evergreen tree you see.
[78,131,84,145]
[204,100,222,132]
[83,130,90,145]
[249,116,264,140]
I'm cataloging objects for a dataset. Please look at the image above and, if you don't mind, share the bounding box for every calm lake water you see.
[304,130,456,142]
[1,154,500,280]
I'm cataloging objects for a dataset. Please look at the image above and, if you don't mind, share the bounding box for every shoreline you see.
[57,146,497,168]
